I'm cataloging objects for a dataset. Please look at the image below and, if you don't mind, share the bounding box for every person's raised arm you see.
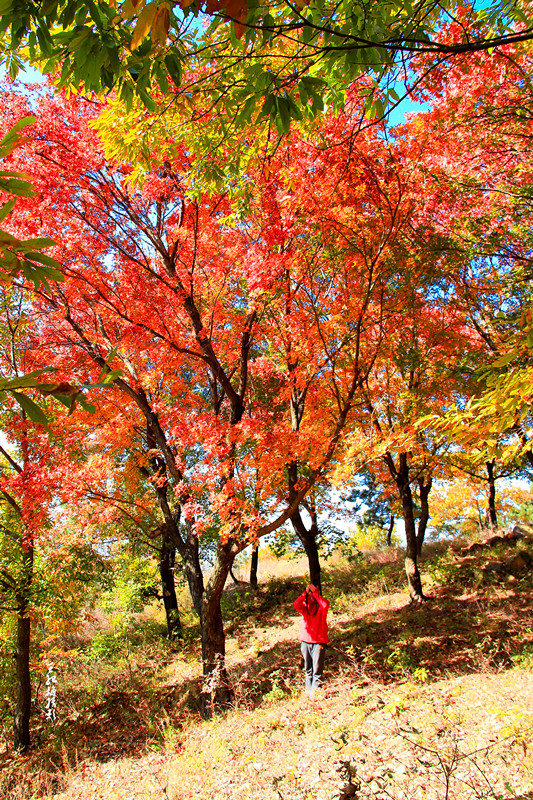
[294,590,307,613]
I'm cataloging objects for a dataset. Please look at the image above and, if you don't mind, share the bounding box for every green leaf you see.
[77,395,97,414]
[238,93,257,122]
[0,177,35,197]
[0,169,32,179]
[21,236,57,249]
[492,350,517,367]
[369,97,385,119]
[36,25,53,57]
[51,392,76,408]
[21,259,49,289]
[164,52,182,86]
[138,88,157,111]
[25,252,63,274]
[276,97,291,134]
[0,116,36,157]
[101,368,124,383]
[261,93,275,117]
[12,391,49,428]
[0,369,57,391]
[0,199,16,223]
[0,230,21,247]
[157,64,169,94]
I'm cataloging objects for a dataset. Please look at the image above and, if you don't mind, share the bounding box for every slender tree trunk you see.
[386,453,424,603]
[402,490,424,602]
[250,543,259,588]
[486,460,498,531]
[158,509,235,716]
[288,463,322,590]
[14,612,31,752]
[147,441,233,713]
[14,545,33,752]
[386,513,395,547]
[290,509,322,591]
[229,566,243,584]
[416,478,432,556]
[146,421,204,620]
[181,520,204,617]
[200,541,235,717]
[159,539,182,640]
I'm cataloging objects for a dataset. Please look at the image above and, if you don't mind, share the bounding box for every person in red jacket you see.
[293,583,330,698]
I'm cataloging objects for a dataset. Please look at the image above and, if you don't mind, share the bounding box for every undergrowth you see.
[1,536,533,800]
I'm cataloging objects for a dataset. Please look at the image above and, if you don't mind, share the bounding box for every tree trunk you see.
[14,542,33,752]
[14,609,31,752]
[290,509,322,591]
[288,462,322,590]
[230,566,244,584]
[159,511,236,717]
[386,513,395,546]
[401,482,424,602]
[250,543,259,588]
[386,453,424,603]
[486,460,498,531]
[182,519,204,617]
[159,540,182,640]
[199,542,235,717]
[416,478,432,556]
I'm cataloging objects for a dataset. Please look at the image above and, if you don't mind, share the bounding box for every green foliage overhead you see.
[0,0,532,123]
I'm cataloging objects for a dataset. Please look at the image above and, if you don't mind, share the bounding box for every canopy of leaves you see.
[0,0,532,123]
[0,117,63,291]
[408,42,533,470]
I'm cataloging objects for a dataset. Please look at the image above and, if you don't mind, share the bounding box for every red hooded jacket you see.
[294,589,330,644]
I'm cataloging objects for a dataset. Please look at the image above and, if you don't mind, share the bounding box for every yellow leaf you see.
[151,2,170,46]
[121,0,143,18]
[131,1,157,50]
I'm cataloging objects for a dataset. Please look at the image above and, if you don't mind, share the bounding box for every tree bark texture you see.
[14,610,31,752]
[199,542,235,717]
[159,539,182,640]
[401,480,424,602]
[385,453,424,602]
[416,477,432,556]
[13,533,33,753]
[182,521,205,617]
[249,543,259,588]
[288,462,322,590]
[486,460,498,531]
[386,513,395,547]
[290,509,322,591]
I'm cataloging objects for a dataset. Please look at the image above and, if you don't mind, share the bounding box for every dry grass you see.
[230,549,309,583]
[1,541,533,800]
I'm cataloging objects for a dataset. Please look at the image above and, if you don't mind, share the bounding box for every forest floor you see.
[1,539,533,800]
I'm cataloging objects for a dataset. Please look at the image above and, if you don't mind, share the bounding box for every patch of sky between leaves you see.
[0,61,47,112]
[0,62,45,85]
[388,92,427,126]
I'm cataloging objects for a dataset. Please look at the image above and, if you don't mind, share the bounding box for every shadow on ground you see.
[2,550,532,798]
[227,574,533,704]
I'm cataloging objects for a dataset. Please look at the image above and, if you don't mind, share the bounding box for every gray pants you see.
[301,642,326,695]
